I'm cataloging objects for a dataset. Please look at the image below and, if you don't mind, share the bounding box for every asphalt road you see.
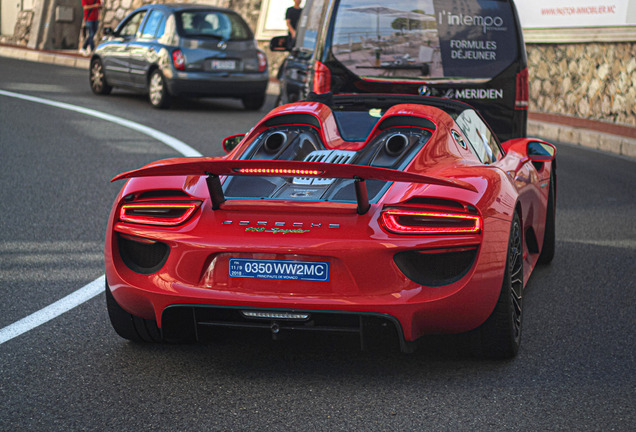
[0,57,634,431]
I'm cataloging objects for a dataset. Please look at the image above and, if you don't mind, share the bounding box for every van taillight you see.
[515,68,528,110]
[313,61,331,94]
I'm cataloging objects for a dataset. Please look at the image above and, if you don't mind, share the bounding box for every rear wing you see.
[112,158,477,214]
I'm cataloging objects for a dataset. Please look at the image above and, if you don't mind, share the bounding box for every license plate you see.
[210,59,237,70]
[229,258,330,282]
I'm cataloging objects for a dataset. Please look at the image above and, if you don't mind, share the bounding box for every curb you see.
[1,43,634,160]
[0,44,90,69]
[528,119,636,159]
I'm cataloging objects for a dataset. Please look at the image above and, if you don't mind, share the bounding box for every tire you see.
[242,92,266,111]
[538,169,556,264]
[148,69,171,109]
[474,212,524,359]
[105,281,162,343]
[89,58,112,95]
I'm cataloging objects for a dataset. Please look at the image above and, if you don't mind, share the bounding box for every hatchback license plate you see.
[229,258,330,282]
[210,59,237,70]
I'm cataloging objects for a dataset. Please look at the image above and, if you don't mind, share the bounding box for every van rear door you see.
[325,0,527,141]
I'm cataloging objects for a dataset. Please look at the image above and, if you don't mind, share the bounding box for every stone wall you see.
[527,42,636,127]
[0,11,33,45]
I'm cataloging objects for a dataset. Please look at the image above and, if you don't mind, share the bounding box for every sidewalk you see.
[2,43,635,159]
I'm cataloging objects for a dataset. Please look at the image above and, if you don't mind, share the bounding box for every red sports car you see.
[105,94,556,358]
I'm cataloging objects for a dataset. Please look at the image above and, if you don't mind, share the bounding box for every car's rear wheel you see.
[474,212,524,359]
[538,169,556,264]
[105,281,161,343]
[89,58,112,95]
[148,69,171,109]
[242,92,266,110]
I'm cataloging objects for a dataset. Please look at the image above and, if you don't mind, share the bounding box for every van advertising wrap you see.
[433,0,517,78]
[331,0,518,81]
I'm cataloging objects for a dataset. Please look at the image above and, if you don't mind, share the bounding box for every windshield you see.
[331,0,518,80]
[176,10,252,40]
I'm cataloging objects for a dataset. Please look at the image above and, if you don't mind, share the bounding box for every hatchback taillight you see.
[172,49,186,71]
[257,50,267,73]
[313,61,331,94]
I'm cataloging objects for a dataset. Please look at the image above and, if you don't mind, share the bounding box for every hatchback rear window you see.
[331,0,518,80]
[177,10,252,41]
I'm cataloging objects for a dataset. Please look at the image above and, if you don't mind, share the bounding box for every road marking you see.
[0,90,202,345]
[0,277,105,344]
[0,90,203,157]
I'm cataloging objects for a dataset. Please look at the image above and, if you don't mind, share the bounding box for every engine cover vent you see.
[293,150,357,185]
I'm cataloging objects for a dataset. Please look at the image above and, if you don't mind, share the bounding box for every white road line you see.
[0,90,203,157]
[0,90,201,345]
[0,277,105,344]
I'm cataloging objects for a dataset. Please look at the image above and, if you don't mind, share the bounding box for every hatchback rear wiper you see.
[187,33,223,40]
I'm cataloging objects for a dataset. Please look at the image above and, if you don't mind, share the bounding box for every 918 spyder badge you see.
[229,258,330,282]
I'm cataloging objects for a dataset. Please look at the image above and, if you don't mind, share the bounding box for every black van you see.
[271,0,528,142]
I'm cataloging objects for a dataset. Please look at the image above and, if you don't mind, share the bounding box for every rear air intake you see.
[117,234,169,274]
[394,247,478,287]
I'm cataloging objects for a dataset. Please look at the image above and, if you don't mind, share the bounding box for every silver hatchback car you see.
[89,4,269,110]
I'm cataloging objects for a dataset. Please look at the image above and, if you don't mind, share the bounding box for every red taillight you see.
[119,202,200,226]
[381,209,482,235]
[515,67,529,110]
[235,168,324,176]
[172,49,186,71]
[257,51,267,73]
[313,61,331,94]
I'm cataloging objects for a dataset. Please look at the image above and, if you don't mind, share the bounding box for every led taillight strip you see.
[235,168,324,176]
[381,210,482,234]
[119,202,200,226]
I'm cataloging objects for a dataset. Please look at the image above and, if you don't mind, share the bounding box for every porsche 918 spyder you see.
[105,94,556,359]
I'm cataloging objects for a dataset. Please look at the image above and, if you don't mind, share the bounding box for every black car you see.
[89,4,269,110]
[271,0,528,141]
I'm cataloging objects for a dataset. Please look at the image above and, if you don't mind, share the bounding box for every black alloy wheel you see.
[474,212,524,359]
[105,281,161,343]
[89,58,112,95]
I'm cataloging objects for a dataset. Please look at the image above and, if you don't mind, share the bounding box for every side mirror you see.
[269,35,290,52]
[527,141,556,162]
[222,134,245,153]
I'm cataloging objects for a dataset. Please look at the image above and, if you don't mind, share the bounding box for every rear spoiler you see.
[112,158,477,214]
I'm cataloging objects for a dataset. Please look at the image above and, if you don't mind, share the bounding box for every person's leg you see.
[81,23,90,52]
[87,21,98,52]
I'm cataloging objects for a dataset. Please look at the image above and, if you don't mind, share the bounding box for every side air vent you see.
[118,234,169,274]
[137,190,190,200]
[263,131,286,154]
[293,150,357,185]
[385,133,409,156]
[378,115,436,131]
[263,114,321,129]
[400,197,469,211]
